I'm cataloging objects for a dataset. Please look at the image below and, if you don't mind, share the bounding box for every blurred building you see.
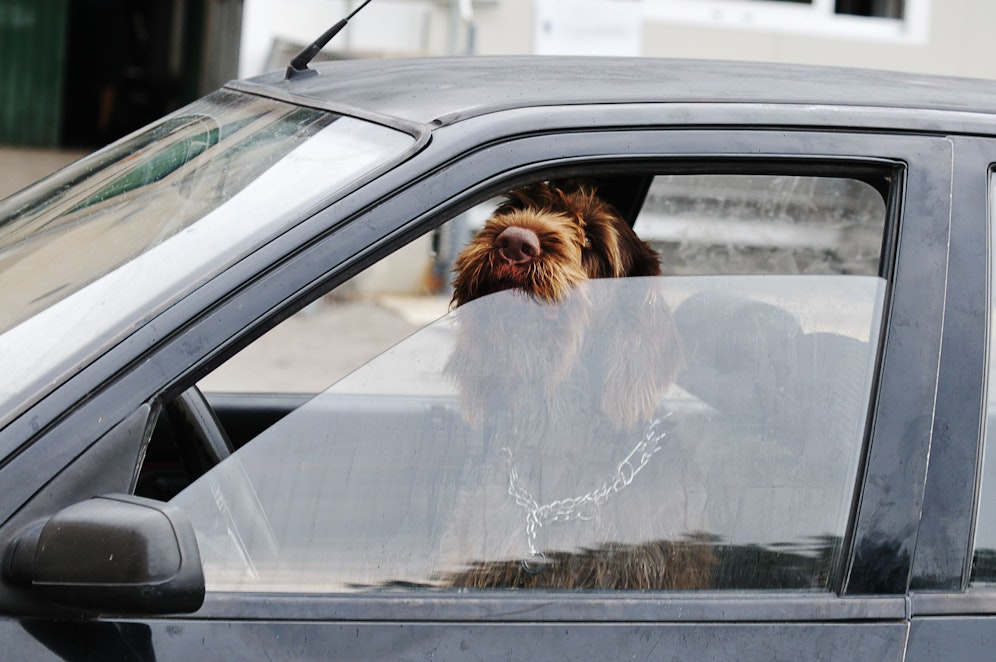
[0,0,242,148]
[3,0,993,149]
[239,0,995,81]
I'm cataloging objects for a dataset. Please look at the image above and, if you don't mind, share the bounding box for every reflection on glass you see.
[0,90,413,419]
[172,276,884,592]
[637,174,885,276]
[0,92,333,333]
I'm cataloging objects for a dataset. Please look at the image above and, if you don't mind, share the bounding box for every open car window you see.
[171,275,885,592]
[199,173,887,395]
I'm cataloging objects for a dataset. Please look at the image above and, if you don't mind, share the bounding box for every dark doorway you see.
[62,0,177,147]
[60,0,241,149]
[835,0,904,18]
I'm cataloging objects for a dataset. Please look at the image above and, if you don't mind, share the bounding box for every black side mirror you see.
[3,494,204,614]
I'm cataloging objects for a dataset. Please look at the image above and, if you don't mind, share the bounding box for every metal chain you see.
[503,414,670,558]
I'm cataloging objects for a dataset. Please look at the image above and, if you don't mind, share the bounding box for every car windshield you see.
[0,89,413,423]
[172,275,885,593]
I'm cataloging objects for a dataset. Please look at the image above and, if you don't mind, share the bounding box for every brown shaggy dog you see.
[451,182,662,307]
[440,182,707,590]
[447,181,681,431]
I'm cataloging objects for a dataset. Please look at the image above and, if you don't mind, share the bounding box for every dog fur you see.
[439,182,705,590]
[451,182,663,308]
[447,182,682,430]
[442,537,717,590]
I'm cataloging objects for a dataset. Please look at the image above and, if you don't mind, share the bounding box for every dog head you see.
[450,182,662,307]
[445,182,681,431]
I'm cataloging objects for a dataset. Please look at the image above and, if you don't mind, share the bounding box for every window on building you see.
[767,0,904,18]
[835,0,904,18]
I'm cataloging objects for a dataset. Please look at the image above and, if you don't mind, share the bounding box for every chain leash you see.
[503,414,670,563]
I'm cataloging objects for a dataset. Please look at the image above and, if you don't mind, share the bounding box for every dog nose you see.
[496,226,541,265]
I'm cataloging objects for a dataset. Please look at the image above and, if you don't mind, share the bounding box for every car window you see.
[635,174,885,276]
[158,170,891,593]
[0,90,412,423]
[173,275,885,592]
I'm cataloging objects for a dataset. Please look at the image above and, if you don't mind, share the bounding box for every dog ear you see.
[618,229,663,278]
[565,186,662,279]
[597,282,683,431]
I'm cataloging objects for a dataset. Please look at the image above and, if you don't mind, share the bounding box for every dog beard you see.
[445,278,681,433]
[451,208,590,306]
[444,286,591,428]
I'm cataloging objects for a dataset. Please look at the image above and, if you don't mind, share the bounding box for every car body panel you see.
[2,616,911,661]
[243,57,996,132]
[908,136,994,592]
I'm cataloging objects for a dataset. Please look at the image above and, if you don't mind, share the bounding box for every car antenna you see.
[285,0,375,80]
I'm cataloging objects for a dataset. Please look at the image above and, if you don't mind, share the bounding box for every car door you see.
[0,118,954,660]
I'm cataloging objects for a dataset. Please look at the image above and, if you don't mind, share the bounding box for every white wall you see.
[239,0,434,77]
[637,0,996,79]
[241,0,996,80]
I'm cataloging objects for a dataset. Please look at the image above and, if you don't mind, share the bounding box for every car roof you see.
[242,56,996,128]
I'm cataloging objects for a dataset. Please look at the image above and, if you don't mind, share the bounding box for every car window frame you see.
[896,137,995,660]
[0,123,954,628]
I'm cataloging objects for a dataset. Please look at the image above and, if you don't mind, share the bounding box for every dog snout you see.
[496,226,541,265]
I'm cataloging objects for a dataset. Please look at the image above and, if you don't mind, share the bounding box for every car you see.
[2,53,996,659]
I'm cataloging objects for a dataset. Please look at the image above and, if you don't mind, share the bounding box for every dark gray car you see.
[1,56,995,660]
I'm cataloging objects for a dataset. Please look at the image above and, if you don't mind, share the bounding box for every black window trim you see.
[915,144,996,605]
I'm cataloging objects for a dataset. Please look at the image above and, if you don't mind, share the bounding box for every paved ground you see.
[200,295,451,393]
[0,147,89,200]
[0,146,452,393]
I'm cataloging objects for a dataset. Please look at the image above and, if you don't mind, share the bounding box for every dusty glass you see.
[173,275,885,592]
[0,90,413,419]
[636,174,885,276]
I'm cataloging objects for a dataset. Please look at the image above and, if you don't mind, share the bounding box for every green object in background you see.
[0,0,68,147]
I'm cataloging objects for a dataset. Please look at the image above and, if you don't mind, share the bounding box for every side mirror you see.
[3,494,204,614]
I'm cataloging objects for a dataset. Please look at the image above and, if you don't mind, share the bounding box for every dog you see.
[451,182,663,307]
[439,182,706,590]
[447,181,681,430]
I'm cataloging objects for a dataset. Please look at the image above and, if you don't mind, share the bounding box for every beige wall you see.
[422,0,996,79]
[239,0,996,80]
[644,0,996,79]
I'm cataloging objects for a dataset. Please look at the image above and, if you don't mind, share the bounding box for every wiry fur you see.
[440,183,706,590]
[451,183,662,307]
[443,537,717,590]
[447,181,681,430]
